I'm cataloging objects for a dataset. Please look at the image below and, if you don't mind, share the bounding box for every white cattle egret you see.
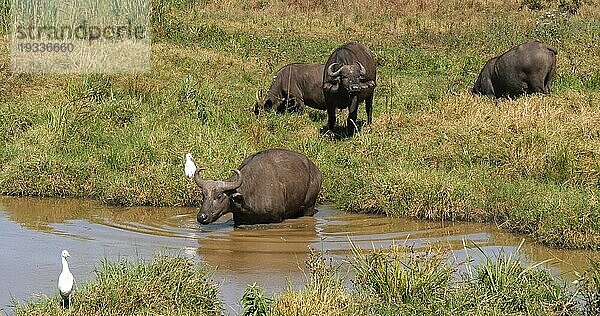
[58,250,74,308]
[185,153,197,179]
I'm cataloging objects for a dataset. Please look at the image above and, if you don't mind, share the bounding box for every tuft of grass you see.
[270,249,355,316]
[269,245,578,315]
[580,259,600,315]
[349,240,453,305]
[241,283,273,316]
[469,241,575,314]
[15,256,222,316]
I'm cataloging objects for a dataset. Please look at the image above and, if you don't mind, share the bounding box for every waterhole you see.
[0,196,595,314]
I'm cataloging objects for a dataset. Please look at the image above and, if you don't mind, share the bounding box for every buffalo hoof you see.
[320,126,336,138]
[319,125,354,140]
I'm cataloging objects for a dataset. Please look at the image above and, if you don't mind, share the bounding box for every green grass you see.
[15,256,222,316]
[348,240,453,305]
[0,0,600,248]
[241,283,273,316]
[13,252,600,316]
[580,259,600,315]
[266,245,586,315]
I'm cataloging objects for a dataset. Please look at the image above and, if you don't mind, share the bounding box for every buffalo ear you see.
[323,82,339,93]
[230,192,243,206]
[360,80,376,89]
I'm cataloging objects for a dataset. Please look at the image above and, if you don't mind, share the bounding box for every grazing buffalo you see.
[193,148,322,226]
[472,40,558,98]
[323,42,376,136]
[254,63,326,115]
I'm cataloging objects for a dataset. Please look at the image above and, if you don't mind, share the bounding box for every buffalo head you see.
[253,90,273,115]
[194,169,243,224]
[471,58,496,98]
[254,89,295,114]
[325,62,373,94]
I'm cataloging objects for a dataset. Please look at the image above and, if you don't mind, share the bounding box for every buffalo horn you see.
[357,61,366,76]
[193,168,207,188]
[255,89,262,105]
[220,169,243,191]
[327,63,342,78]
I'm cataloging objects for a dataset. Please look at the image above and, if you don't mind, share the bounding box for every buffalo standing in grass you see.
[254,63,326,115]
[472,40,558,98]
[192,148,322,226]
[323,43,376,136]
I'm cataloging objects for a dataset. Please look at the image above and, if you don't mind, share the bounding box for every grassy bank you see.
[1,0,600,248]
[15,256,222,316]
[257,245,600,316]
[15,251,600,316]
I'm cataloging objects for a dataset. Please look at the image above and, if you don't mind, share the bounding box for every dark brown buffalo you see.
[323,42,376,136]
[472,40,558,98]
[194,148,322,226]
[254,63,326,115]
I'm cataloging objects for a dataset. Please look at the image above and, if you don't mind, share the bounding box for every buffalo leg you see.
[482,78,496,98]
[303,174,321,216]
[295,98,306,114]
[528,74,546,94]
[365,93,373,125]
[326,106,336,131]
[346,97,358,136]
[276,99,288,114]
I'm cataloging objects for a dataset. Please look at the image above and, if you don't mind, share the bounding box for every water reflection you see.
[197,217,318,274]
[0,196,597,314]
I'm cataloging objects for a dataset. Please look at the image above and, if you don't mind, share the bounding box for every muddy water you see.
[0,196,596,315]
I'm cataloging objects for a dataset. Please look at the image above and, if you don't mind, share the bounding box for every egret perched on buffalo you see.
[185,153,198,178]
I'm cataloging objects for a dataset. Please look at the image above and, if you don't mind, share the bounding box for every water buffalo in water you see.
[254,63,326,115]
[472,40,557,98]
[323,42,376,136]
[192,148,322,226]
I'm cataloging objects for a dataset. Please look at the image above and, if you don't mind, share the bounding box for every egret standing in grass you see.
[185,153,198,179]
[58,250,74,308]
